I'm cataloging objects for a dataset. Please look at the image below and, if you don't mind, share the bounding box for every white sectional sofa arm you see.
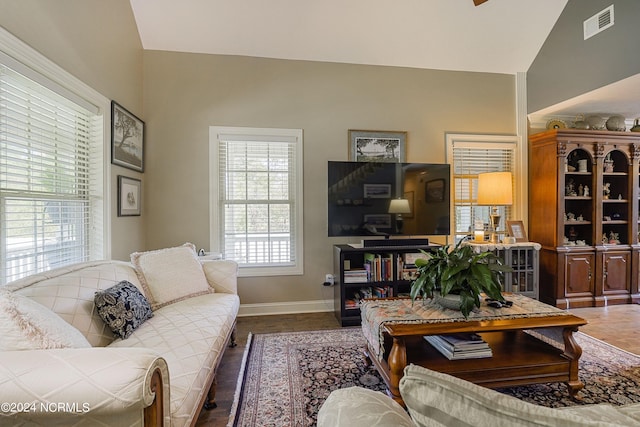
[201,259,238,295]
[0,347,170,427]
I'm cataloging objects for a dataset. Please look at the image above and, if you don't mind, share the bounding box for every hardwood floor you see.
[195,305,640,426]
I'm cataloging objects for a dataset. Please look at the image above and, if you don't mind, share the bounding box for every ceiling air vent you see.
[584,5,614,40]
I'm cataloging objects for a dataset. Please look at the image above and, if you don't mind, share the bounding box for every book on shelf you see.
[346,286,393,309]
[403,252,429,266]
[344,269,368,283]
[344,298,360,309]
[424,333,492,360]
[363,253,394,282]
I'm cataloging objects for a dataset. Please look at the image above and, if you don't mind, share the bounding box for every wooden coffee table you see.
[361,296,587,406]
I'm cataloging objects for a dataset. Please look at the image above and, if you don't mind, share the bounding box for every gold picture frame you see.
[506,220,528,242]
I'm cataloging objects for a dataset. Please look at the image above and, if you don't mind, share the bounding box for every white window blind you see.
[0,63,104,284]
[210,127,303,276]
[449,140,516,243]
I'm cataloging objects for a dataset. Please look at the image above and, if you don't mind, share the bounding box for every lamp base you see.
[489,210,501,244]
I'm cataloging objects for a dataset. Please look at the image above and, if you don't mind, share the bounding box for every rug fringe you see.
[226,332,253,427]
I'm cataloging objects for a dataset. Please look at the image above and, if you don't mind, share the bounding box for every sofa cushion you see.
[131,243,213,310]
[318,386,414,427]
[560,404,640,425]
[0,290,91,350]
[95,280,154,339]
[108,292,240,426]
[400,364,627,427]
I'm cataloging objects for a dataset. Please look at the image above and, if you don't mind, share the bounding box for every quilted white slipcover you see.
[0,259,239,427]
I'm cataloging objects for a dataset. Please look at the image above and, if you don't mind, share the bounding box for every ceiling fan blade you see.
[473,0,489,5]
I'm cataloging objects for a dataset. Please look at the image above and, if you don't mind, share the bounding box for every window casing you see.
[446,134,518,243]
[0,28,108,285]
[210,127,303,277]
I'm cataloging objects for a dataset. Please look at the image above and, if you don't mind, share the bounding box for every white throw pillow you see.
[0,291,91,350]
[131,242,213,310]
[400,364,621,427]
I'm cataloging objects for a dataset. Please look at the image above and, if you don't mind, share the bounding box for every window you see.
[1,29,107,285]
[446,134,518,243]
[210,127,303,276]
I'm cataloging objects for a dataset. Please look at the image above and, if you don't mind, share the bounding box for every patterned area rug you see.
[227,328,640,426]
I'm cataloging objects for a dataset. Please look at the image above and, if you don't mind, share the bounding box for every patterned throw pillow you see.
[94,281,153,339]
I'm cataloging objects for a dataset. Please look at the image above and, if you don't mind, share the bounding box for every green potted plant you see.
[409,241,512,318]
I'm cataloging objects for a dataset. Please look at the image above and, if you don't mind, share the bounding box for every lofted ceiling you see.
[129,0,566,75]
[129,0,640,127]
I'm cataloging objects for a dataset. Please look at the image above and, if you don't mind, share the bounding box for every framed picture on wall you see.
[363,183,392,199]
[425,179,445,203]
[111,101,145,172]
[118,175,141,216]
[363,214,391,229]
[349,130,406,163]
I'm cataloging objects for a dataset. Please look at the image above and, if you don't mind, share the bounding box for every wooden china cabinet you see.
[529,129,640,308]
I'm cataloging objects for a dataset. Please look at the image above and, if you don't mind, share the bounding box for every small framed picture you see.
[111,101,144,172]
[118,175,141,216]
[349,130,406,163]
[507,220,528,242]
[425,179,445,203]
[363,214,391,229]
[363,183,392,199]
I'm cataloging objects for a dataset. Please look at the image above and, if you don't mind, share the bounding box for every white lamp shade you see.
[477,172,513,206]
[388,198,411,214]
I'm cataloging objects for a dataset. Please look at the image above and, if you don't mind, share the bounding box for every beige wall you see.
[0,0,145,260]
[0,2,519,307]
[143,51,517,306]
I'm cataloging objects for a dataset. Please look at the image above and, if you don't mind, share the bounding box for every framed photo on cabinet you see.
[507,220,528,242]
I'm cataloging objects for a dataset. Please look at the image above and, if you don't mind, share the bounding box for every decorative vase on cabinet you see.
[529,129,640,309]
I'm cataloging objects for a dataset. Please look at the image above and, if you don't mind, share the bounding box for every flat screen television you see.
[328,161,450,237]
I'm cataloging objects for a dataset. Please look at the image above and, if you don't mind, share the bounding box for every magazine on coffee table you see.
[424,333,492,360]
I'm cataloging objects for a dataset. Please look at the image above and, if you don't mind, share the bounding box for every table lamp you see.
[477,171,513,243]
[388,198,411,234]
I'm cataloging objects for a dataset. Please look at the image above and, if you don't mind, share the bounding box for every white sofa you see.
[318,364,640,427]
[0,245,239,427]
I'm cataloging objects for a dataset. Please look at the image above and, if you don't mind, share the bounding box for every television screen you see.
[328,161,450,237]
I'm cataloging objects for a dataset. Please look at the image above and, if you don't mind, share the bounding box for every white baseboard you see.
[238,299,334,317]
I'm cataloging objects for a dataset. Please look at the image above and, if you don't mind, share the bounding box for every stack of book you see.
[343,269,368,283]
[424,333,492,360]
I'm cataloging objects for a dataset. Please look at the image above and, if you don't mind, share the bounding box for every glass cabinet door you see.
[564,148,593,246]
[600,149,630,245]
